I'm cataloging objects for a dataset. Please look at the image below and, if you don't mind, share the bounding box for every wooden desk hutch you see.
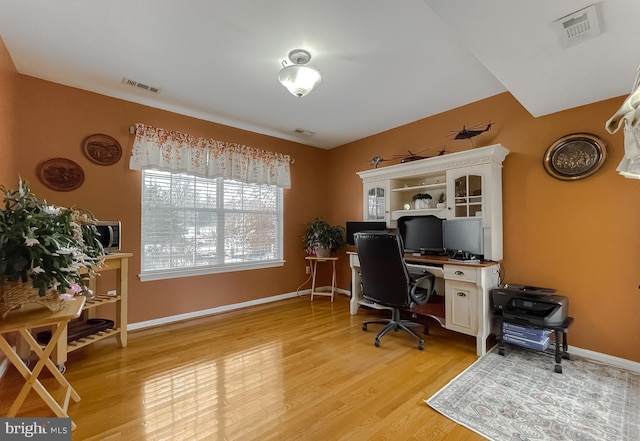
[351,145,509,356]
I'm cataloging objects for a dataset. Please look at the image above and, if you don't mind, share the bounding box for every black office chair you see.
[354,230,435,350]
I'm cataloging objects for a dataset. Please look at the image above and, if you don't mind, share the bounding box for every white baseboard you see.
[127,288,639,372]
[569,345,640,372]
[128,290,304,331]
[129,285,353,332]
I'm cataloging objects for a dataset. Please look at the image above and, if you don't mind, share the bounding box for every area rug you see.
[426,346,640,441]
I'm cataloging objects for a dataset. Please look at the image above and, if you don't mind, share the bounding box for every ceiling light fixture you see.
[278,49,321,98]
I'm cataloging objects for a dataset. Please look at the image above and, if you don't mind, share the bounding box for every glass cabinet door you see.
[453,174,482,217]
[366,186,386,220]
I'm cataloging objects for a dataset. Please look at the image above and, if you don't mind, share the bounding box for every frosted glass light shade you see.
[278,65,322,98]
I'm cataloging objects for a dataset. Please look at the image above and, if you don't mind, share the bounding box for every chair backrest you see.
[354,230,415,308]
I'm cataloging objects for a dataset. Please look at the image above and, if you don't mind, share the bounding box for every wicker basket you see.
[0,279,66,318]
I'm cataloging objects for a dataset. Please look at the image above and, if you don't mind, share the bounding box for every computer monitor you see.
[345,221,387,245]
[397,215,444,254]
[443,217,484,259]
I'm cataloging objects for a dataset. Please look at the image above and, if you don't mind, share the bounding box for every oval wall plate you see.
[82,133,122,165]
[543,133,606,181]
[38,158,85,191]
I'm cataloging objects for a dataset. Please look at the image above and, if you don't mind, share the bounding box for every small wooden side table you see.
[305,256,339,302]
[0,297,85,430]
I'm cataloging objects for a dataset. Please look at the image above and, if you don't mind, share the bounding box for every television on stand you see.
[443,217,484,262]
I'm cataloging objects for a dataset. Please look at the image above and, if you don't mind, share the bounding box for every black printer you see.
[491,284,568,327]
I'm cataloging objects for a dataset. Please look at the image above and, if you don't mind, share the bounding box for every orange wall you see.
[327,92,640,362]
[9,76,331,326]
[0,36,17,182]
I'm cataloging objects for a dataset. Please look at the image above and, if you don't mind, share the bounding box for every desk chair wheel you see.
[374,339,380,347]
[57,364,66,374]
[362,324,368,331]
[418,342,424,351]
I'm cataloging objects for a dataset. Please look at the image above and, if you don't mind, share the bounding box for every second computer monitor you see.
[443,217,484,258]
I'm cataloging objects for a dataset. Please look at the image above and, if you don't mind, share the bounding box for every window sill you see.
[138,260,286,282]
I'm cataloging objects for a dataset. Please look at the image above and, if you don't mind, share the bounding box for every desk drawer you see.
[444,265,478,283]
[406,263,444,279]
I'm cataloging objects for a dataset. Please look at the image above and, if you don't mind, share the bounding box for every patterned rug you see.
[426,346,640,441]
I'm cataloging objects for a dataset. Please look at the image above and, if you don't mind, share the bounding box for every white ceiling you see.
[0,0,638,149]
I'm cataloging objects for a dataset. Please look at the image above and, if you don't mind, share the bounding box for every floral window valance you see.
[129,123,291,188]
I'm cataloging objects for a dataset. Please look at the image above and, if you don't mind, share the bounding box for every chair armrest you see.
[410,272,435,305]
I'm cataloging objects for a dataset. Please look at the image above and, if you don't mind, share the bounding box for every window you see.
[140,170,284,281]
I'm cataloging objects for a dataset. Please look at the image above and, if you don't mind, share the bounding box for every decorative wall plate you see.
[543,133,607,181]
[82,133,122,165]
[38,158,84,191]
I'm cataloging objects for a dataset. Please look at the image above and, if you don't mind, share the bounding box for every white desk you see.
[348,251,500,356]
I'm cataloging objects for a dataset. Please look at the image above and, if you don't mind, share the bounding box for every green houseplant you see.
[0,178,104,314]
[303,217,346,257]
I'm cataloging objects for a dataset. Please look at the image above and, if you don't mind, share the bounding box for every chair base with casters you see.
[362,307,426,350]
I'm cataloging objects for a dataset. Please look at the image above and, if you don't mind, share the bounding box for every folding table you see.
[0,297,85,430]
[305,256,339,302]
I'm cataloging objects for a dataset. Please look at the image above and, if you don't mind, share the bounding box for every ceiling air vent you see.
[292,128,315,137]
[553,3,602,48]
[122,77,161,94]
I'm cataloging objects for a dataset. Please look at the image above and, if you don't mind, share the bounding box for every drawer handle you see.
[455,270,464,276]
[457,292,467,297]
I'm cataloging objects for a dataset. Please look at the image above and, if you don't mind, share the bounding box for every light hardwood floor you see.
[0,294,486,440]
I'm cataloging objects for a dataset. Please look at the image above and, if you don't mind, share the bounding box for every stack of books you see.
[502,322,551,351]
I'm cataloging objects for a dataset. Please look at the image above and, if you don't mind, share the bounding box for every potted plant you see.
[436,192,446,209]
[0,178,104,316]
[303,217,346,258]
[412,193,432,209]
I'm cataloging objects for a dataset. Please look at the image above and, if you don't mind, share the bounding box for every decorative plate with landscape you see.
[38,158,84,191]
[82,133,122,165]
[543,133,606,181]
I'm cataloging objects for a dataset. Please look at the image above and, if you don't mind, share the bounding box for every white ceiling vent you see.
[292,128,315,137]
[553,3,602,48]
[122,77,161,94]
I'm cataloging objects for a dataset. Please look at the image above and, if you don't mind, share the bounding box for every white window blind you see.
[140,170,284,281]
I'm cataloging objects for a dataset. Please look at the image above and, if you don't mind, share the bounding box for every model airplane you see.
[369,147,451,168]
[399,150,430,163]
[369,156,388,168]
[452,121,493,140]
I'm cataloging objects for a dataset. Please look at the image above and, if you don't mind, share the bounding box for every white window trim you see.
[138,259,286,282]
[140,170,284,281]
